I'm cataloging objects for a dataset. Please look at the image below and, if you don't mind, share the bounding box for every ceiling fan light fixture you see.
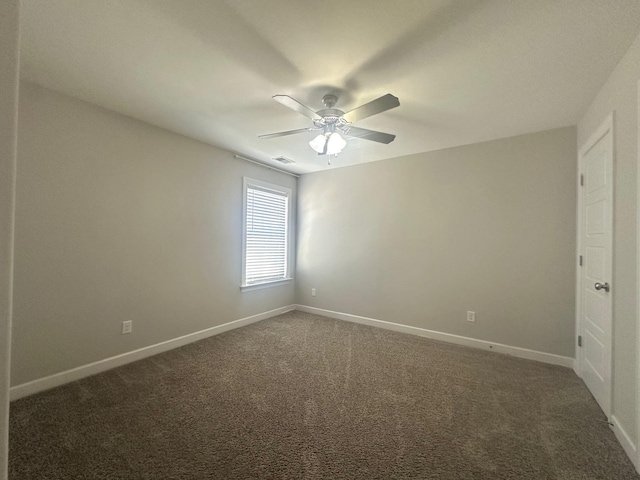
[309,132,346,156]
[265,93,399,160]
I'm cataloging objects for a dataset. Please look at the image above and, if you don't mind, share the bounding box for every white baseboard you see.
[10,305,295,400]
[294,305,574,368]
[610,415,638,471]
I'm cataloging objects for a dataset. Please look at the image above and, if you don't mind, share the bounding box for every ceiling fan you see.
[259,93,400,157]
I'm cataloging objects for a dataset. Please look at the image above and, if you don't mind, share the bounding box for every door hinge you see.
[579,255,583,266]
[580,174,584,186]
[578,335,582,347]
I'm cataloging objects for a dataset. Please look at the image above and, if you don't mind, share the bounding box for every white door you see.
[578,116,613,417]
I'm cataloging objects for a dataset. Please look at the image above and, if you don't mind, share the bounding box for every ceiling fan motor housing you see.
[313,109,347,130]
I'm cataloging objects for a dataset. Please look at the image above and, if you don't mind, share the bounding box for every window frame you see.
[241,177,293,291]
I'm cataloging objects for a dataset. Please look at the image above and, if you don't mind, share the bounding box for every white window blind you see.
[244,181,289,286]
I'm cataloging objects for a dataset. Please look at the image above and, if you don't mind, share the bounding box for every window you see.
[242,178,292,290]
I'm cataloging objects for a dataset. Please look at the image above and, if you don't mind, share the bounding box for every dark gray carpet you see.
[9,311,639,479]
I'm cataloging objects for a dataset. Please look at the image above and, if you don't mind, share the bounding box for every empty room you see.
[2,1,640,479]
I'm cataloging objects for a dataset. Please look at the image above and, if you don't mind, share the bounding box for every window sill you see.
[240,278,293,292]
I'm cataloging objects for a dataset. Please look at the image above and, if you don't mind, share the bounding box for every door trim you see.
[0,2,20,479]
[575,112,614,418]
[637,80,640,473]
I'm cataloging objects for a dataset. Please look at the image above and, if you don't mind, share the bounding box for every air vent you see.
[273,156,295,164]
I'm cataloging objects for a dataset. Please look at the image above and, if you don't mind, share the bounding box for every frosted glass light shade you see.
[309,134,326,154]
[309,132,346,155]
[326,132,346,155]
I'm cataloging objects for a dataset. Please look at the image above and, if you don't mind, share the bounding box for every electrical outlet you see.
[122,320,133,334]
[311,288,316,297]
[467,311,476,323]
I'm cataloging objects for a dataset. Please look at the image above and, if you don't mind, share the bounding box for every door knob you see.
[594,282,610,292]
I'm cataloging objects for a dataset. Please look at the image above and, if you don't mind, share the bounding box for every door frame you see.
[0,2,20,479]
[574,112,614,418]
[636,80,640,472]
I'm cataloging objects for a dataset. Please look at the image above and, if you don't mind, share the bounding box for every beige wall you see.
[297,127,577,358]
[577,31,640,447]
[0,1,20,478]
[12,83,296,386]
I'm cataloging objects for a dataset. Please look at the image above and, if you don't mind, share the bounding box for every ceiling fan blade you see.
[259,127,316,139]
[273,95,322,121]
[342,94,400,123]
[344,126,396,144]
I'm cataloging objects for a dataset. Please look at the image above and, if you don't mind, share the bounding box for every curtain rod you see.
[234,154,300,178]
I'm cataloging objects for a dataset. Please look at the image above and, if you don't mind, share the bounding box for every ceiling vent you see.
[273,156,295,164]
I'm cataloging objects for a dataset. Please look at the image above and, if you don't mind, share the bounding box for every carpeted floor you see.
[9,311,639,479]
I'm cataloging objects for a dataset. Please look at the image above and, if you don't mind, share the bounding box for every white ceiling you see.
[20,0,640,174]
